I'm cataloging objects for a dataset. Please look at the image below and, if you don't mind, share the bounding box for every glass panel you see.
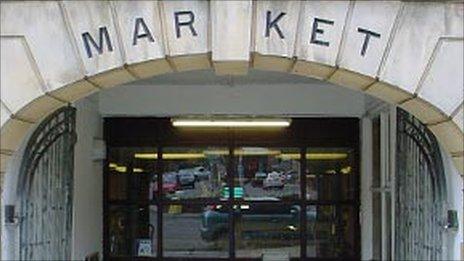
[235,203,300,258]
[161,147,229,200]
[306,148,356,201]
[306,205,357,258]
[108,147,157,202]
[163,204,229,258]
[108,205,158,257]
[235,147,300,200]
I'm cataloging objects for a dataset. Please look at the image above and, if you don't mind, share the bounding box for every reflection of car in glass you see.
[251,172,267,187]
[263,171,285,189]
[200,198,316,241]
[161,173,179,194]
[150,172,180,196]
[177,169,195,189]
[285,170,298,182]
[192,166,211,181]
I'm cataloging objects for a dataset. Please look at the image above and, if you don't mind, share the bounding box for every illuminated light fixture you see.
[307,153,348,160]
[240,205,250,210]
[287,225,298,231]
[341,166,352,174]
[108,162,118,168]
[133,168,144,173]
[134,151,347,160]
[171,119,291,128]
[204,150,230,155]
[115,166,127,173]
[135,150,230,160]
[135,153,206,160]
[134,153,157,159]
[234,148,281,156]
[276,153,348,160]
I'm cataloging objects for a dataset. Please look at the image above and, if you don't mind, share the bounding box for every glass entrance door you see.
[103,118,360,260]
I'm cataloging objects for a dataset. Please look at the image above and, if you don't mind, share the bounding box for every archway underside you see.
[1,1,463,179]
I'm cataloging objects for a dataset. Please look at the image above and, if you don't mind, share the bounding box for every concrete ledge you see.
[365,82,413,104]
[252,54,293,72]
[213,61,249,75]
[400,97,449,124]
[328,69,376,91]
[291,61,336,80]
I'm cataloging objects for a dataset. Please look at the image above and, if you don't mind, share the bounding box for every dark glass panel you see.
[307,205,357,258]
[235,203,300,258]
[306,148,356,201]
[163,204,229,258]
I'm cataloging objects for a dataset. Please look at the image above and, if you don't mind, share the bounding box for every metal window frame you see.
[102,118,361,260]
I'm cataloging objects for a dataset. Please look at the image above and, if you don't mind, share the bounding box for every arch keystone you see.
[211,1,252,75]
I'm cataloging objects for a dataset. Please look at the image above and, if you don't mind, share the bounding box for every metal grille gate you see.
[18,107,76,260]
[395,109,446,260]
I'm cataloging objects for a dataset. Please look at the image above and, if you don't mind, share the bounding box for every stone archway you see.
[1,0,463,181]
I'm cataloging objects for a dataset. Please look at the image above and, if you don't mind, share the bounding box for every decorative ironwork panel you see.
[18,106,76,260]
[395,108,446,260]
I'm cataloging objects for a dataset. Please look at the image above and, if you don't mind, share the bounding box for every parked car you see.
[192,166,211,181]
[177,169,195,189]
[251,171,267,187]
[200,197,316,241]
[263,171,285,189]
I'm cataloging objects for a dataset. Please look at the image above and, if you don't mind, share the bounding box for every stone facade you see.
[0,0,463,176]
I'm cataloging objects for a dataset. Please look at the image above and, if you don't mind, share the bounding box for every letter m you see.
[81,26,113,58]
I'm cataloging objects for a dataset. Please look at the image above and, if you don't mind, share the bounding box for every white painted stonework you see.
[0,1,463,175]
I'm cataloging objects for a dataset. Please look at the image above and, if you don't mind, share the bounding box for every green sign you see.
[221,187,244,198]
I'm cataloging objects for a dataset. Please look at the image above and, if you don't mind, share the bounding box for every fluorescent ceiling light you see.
[134,152,347,160]
[278,153,348,160]
[171,119,291,127]
[109,162,144,173]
